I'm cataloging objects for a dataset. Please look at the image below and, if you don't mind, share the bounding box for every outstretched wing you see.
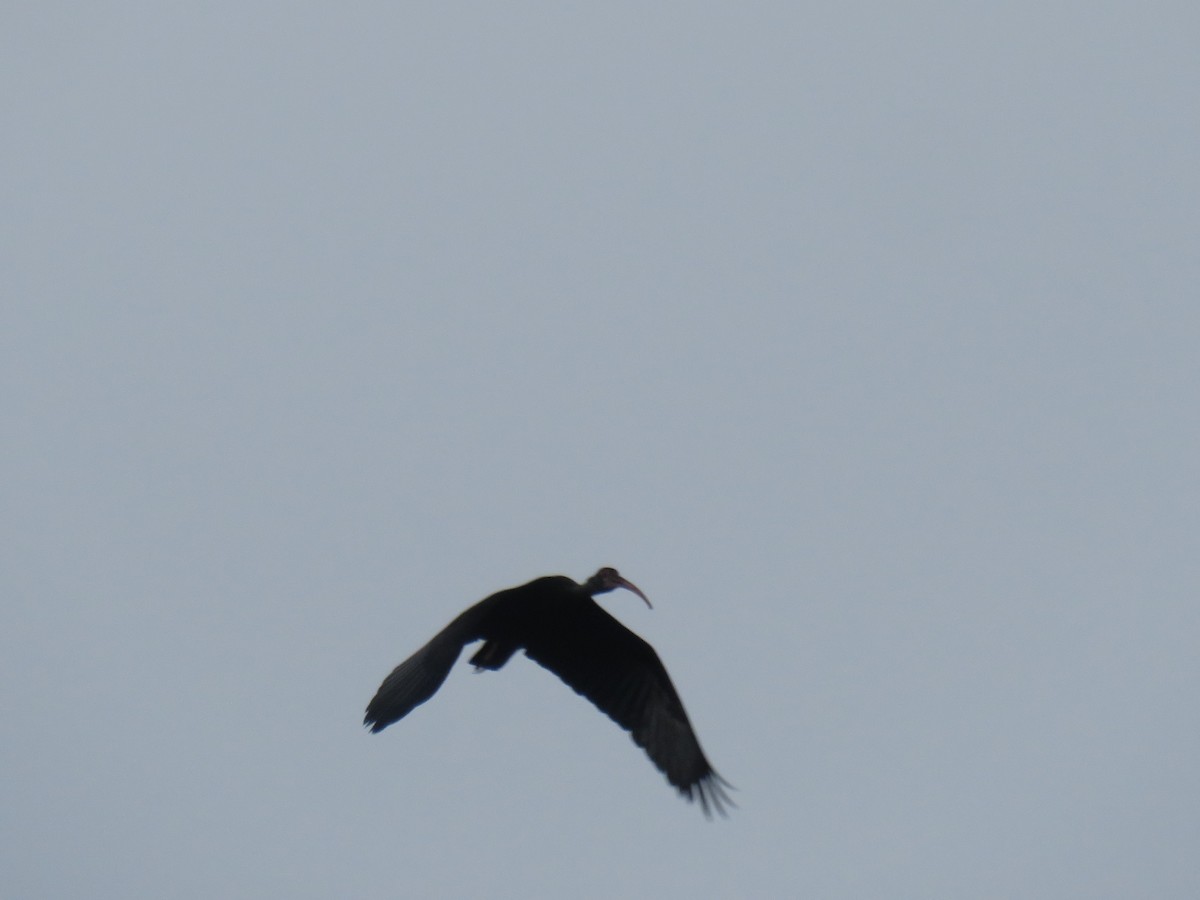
[521,600,733,816]
[364,605,487,732]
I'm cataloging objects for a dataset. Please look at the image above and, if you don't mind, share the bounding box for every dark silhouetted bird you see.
[364,567,731,816]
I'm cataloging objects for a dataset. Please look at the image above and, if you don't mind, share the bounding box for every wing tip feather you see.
[686,770,736,819]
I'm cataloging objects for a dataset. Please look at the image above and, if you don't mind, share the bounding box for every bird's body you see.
[365,568,731,816]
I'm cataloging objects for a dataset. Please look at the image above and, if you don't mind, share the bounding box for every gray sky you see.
[5,4,1198,897]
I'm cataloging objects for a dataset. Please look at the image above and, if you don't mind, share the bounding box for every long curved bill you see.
[617,575,652,609]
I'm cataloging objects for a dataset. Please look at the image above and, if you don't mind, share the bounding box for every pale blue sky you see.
[5,4,1198,897]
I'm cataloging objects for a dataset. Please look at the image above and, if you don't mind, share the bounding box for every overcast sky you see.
[4,4,1198,898]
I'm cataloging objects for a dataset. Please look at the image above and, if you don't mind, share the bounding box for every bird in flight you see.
[364,567,732,816]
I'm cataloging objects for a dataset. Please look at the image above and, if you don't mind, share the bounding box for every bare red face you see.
[592,567,652,608]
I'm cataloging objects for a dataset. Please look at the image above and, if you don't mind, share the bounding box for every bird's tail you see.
[468,639,519,671]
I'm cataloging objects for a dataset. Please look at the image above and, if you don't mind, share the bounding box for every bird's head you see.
[585,567,652,608]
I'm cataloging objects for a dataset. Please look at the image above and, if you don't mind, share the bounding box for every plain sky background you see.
[4,4,1198,898]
